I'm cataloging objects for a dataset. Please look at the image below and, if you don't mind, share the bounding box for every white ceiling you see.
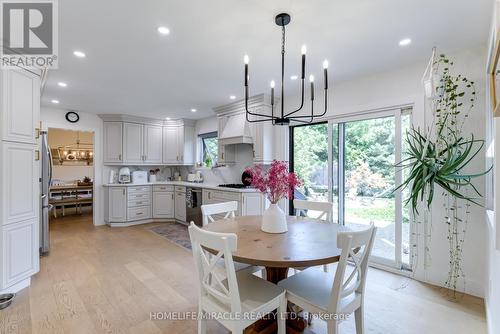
[42,0,493,120]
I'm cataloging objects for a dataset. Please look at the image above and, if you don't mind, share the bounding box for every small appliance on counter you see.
[131,171,148,184]
[118,167,131,183]
[187,173,196,182]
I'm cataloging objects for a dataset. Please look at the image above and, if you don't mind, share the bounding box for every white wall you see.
[485,3,500,332]
[276,45,488,297]
[41,107,105,226]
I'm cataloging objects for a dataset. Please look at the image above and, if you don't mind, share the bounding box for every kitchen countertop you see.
[103,181,260,193]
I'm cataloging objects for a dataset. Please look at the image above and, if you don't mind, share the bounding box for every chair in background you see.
[293,199,336,273]
[188,223,286,334]
[201,201,264,276]
[278,224,377,334]
[294,199,335,222]
[201,201,238,226]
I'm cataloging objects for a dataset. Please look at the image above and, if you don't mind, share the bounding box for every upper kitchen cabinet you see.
[214,94,274,165]
[0,68,40,144]
[100,115,194,166]
[162,119,195,165]
[103,121,123,164]
[123,122,144,164]
[143,125,163,164]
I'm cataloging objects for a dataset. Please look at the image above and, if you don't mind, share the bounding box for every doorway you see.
[46,128,95,228]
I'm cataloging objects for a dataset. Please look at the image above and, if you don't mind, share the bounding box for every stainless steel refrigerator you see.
[40,131,52,255]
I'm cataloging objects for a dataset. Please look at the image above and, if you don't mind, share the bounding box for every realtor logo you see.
[1,0,58,68]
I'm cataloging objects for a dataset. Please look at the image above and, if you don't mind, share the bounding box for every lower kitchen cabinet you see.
[202,189,266,216]
[1,219,39,290]
[153,190,174,219]
[104,187,127,223]
[174,187,186,222]
[241,192,267,216]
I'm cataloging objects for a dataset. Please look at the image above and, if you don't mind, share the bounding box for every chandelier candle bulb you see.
[323,59,329,89]
[301,45,307,79]
[244,55,249,86]
[310,75,315,101]
[270,80,275,105]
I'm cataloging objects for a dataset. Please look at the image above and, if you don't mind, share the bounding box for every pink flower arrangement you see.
[244,160,301,204]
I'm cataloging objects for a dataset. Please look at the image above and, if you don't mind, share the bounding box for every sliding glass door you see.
[290,108,411,269]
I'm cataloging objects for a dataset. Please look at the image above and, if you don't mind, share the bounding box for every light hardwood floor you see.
[0,214,487,334]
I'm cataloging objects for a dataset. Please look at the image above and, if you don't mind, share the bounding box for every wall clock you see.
[65,111,79,123]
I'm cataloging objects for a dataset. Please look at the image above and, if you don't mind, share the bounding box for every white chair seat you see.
[209,272,285,313]
[279,266,360,315]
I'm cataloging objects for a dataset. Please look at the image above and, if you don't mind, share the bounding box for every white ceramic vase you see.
[149,174,157,183]
[261,203,288,234]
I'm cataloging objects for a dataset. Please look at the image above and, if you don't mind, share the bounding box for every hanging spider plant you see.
[396,127,490,214]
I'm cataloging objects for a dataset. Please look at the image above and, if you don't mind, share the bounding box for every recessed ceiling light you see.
[399,38,412,46]
[73,50,86,58]
[229,95,236,100]
[57,82,67,87]
[157,26,170,35]
[165,117,171,120]
[290,75,298,80]
[51,99,60,104]
[190,108,197,113]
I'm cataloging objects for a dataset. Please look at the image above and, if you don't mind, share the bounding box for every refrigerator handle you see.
[48,145,53,186]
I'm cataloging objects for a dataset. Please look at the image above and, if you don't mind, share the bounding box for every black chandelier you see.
[244,13,329,125]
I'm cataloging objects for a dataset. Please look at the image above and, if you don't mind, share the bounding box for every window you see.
[199,132,218,167]
[290,107,412,270]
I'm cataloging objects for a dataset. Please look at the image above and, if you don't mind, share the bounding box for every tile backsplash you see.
[103,144,255,185]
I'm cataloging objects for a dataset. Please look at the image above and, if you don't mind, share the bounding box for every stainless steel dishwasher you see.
[186,187,203,226]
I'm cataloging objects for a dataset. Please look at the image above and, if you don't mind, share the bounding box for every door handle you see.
[35,128,40,139]
[35,150,40,161]
[119,154,122,161]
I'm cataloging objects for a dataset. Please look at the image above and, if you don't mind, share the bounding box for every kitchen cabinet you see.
[250,121,274,164]
[144,125,163,164]
[1,219,39,288]
[162,126,178,164]
[241,192,267,216]
[1,69,40,144]
[103,122,123,164]
[105,187,127,223]
[163,124,195,165]
[202,189,266,217]
[217,115,236,164]
[123,122,144,164]
[1,142,39,225]
[0,67,41,293]
[174,186,186,222]
[101,116,195,166]
[153,187,174,219]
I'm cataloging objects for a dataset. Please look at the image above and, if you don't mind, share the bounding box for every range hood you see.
[218,113,253,146]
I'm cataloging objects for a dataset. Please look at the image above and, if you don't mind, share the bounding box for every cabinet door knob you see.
[35,128,40,139]
[35,150,40,161]
[119,154,122,161]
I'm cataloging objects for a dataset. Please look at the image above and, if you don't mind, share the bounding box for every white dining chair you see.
[294,199,335,222]
[201,201,239,226]
[201,201,264,277]
[278,224,377,334]
[293,199,336,273]
[188,223,286,334]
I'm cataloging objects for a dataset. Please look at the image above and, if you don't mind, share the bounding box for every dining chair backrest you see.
[188,222,242,314]
[201,201,238,226]
[293,199,334,222]
[328,224,377,313]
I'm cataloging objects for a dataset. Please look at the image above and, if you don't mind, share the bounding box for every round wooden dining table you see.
[203,215,350,334]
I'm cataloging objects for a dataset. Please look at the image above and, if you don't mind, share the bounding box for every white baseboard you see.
[106,218,174,227]
[1,277,31,294]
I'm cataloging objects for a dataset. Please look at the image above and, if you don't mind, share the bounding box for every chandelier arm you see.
[283,78,305,118]
[286,89,328,119]
[245,86,277,120]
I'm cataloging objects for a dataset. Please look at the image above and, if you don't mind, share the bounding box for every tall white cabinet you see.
[0,67,41,293]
